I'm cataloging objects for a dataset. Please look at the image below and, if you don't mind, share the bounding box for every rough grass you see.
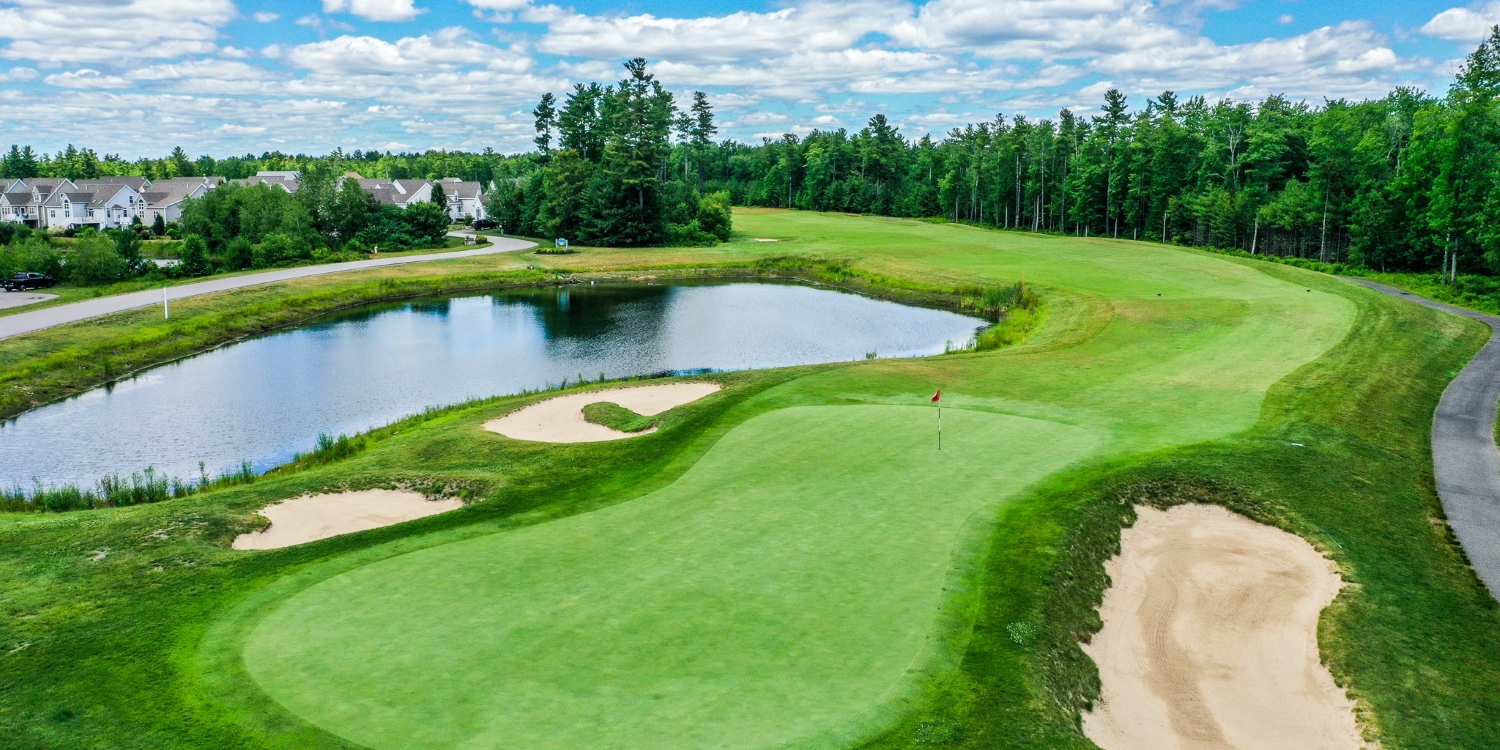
[580,401,656,433]
[0,211,1494,749]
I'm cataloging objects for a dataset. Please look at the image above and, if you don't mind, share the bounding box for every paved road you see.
[0,235,534,341]
[1347,278,1500,601]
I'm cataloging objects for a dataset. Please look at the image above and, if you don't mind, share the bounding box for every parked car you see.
[2,272,56,291]
[470,219,498,230]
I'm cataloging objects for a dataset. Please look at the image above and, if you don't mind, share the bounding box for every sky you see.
[0,0,1495,158]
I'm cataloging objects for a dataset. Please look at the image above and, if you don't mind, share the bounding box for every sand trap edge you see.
[1080,503,1365,750]
[483,382,722,444]
[232,489,464,551]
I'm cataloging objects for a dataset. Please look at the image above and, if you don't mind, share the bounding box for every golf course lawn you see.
[244,407,1099,750]
[224,213,1355,749]
[4,210,1499,750]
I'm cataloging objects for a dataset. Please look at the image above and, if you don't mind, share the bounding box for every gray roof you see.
[2,192,36,207]
[87,176,149,191]
[141,177,217,208]
[234,174,300,194]
[436,178,484,201]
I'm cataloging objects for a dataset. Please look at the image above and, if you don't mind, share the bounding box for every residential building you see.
[434,177,488,221]
[235,171,300,194]
[40,179,148,230]
[354,176,434,209]
[6,179,72,228]
[139,176,222,225]
[0,178,40,227]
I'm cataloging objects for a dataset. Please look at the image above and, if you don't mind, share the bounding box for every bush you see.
[401,201,450,246]
[252,232,310,267]
[179,234,212,277]
[225,236,253,270]
[664,219,719,247]
[0,237,63,279]
[698,190,732,241]
[63,235,128,285]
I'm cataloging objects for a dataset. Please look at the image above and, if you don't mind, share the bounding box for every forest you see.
[697,27,1500,275]
[4,30,1497,271]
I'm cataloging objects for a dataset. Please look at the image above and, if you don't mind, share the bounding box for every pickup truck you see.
[1,272,57,291]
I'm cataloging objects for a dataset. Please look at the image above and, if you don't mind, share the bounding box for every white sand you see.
[483,382,721,443]
[232,490,463,550]
[1082,504,1364,750]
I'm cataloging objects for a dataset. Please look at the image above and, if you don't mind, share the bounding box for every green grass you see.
[240,406,1099,750]
[0,209,1496,750]
[581,401,656,432]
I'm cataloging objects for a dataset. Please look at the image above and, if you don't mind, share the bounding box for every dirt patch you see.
[232,490,463,550]
[483,383,721,443]
[1082,504,1363,750]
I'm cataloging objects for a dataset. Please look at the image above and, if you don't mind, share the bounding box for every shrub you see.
[698,190,733,241]
[0,237,62,279]
[64,235,128,285]
[179,234,212,277]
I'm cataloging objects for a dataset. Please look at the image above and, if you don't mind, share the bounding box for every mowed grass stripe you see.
[243,405,1099,750]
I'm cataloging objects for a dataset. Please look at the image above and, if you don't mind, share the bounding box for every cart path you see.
[0,236,533,341]
[1347,277,1500,601]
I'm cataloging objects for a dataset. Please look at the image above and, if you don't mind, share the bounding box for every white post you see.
[163,288,169,319]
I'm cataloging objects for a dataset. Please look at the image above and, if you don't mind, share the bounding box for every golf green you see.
[243,405,1100,750]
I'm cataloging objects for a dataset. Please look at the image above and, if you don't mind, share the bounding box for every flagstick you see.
[938,398,942,451]
[163,288,169,319]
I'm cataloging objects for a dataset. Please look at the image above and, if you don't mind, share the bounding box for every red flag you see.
[931,390,941,403]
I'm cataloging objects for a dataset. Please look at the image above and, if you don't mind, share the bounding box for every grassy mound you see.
[581,401,657,433]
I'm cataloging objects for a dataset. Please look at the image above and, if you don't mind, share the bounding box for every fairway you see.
[26,209,1484,750]
[244,406,1100,749]
[232,213,1361,750]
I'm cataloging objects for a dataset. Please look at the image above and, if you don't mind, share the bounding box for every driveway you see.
[0,236,534,341]
[1347,277,1500,601]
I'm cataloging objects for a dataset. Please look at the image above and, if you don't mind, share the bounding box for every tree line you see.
[5,30,1497,269]
[691,28,1500,275]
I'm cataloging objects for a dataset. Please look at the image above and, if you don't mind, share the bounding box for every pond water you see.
[0,282,986,488]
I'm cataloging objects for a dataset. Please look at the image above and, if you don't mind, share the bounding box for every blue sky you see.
[0,0,1494,158]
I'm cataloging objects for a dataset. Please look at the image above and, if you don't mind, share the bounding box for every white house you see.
[0,178,40,227]
[40,179,148,230]
[139,176,221,225]
[434,177,487,221]
[354,176,434,209]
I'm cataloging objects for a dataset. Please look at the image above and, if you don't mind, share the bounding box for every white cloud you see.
[537,1,909,63]
[285,28,530,74]
[1423,2,1500,42]
[0,66,37,82]
[323,0,425,23]
[44,69,132,89]
[0,0,235,64]
[252,11,279,23]
[215,123,267,135]
[1278,14,1294,24]
[463,0,530,9]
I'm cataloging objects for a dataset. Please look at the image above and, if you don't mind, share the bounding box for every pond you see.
[0,282,986,489]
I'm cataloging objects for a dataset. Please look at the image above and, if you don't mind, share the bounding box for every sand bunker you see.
[232,490,463,550]
[1082,504,1363,750]
[484,382,721,443]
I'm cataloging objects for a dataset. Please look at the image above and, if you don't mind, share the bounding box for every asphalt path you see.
[0,234,534,341]
[1347,278,1500,601]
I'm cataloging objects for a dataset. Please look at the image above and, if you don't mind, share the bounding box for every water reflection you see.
[0,282,984,488]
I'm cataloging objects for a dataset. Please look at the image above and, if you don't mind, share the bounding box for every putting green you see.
[243,406,1100,750]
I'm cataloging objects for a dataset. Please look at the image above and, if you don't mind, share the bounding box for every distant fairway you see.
[233,212,1359,749]
[244,406,1100,750]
